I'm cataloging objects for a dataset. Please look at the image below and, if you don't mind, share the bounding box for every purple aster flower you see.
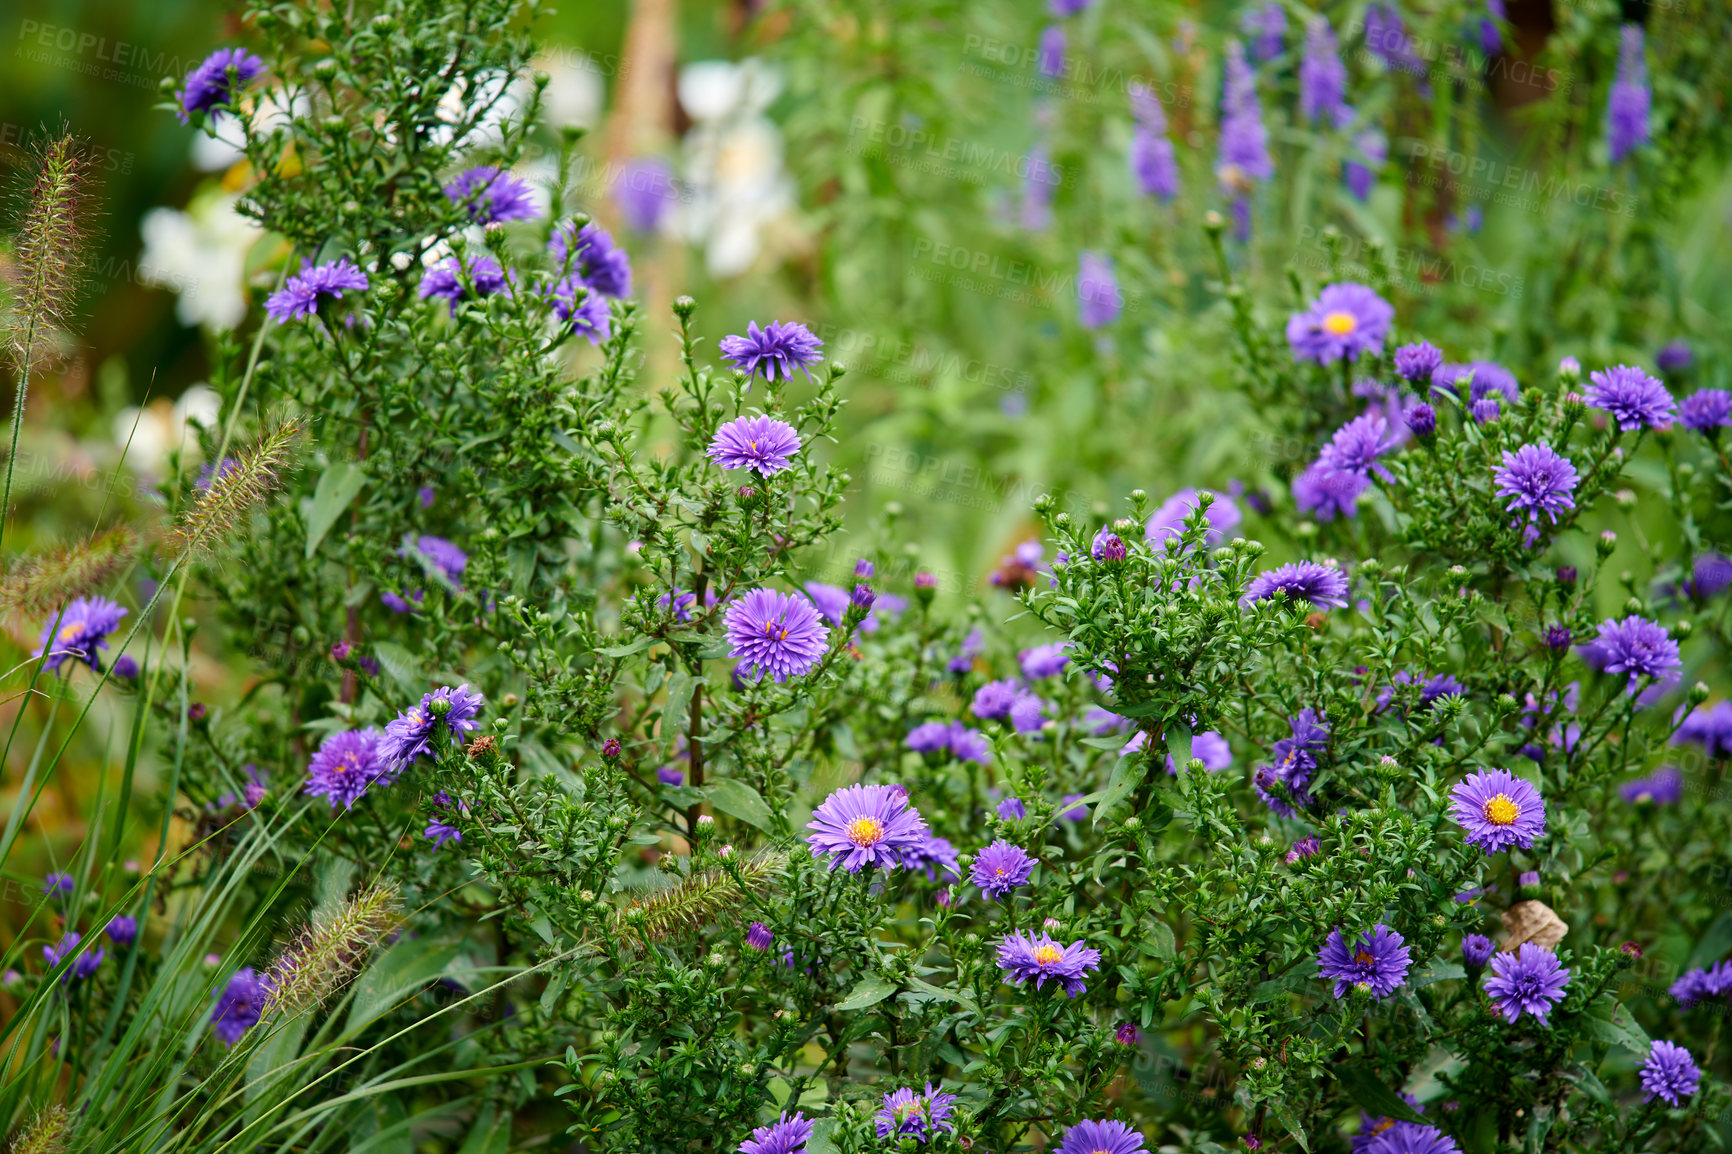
[42,932,81,974]
[1245,561,1350,609]
[418,254,510,315]
[1462,934,1495,968]
[380,590,422,614]
[1395,342,1445,383]
[1317,923,1412,999]
[1287,283,1395,365]
[1285,835,1320,864]
[948,722,992,764]
[1618,764,1683,804]
[264,259,370,324]
[1091,527,1128,562]
[443,165,539,224]
[423,819,461,849]
[378,685,485,772]
[1681,389,1732,433]
[106,915,138,948]
[1676,701,1732,756]
[1365,4,1426,75]
[1293,462,1368,522]
[405,535,467,583]
[902,832,960,882]
[948,626,985,674]
[1217,41,1273,217]
[1077,251,1123,329]
[1586,616,1681,694]
[874,1083,958,1142]
[177,48,265,123]
[726,589,829,682]
[1656,340,1693,372]
[1363,1123,1460,1154]
[971,839,1037,898]
[658,765,685,786]
[1586,365,1676,430]
[992,796,1025,823]
[1405,403,1437,436]
[907,721,952,754]
[1639,1040,1700,1106]
[1484,942,1570,1024]
[719,321,825,384]
[1165,730,1233,774]
[418,486,436,509]
[803,582,851,629]
[1242,3,1286,61]
[1129,88,1180,200]
[1057,1119,1146,1154]
[211,967,268,1044]
[1254,709,1330,817]
[1115,1022,1142,1045]
[1300,18,1346,123]
[612,157,680,232]
[1607,25,1650,163]
[1059,793,1089,820]
[1038,25,1066,77]
[1020,643,1070,680]
[547,275,612,343]
[1009,692,1048,734]
[1449,768,1546,853]
[738,1112,814,1154]
[303,729,387,809]
[36,596,127,673]
[707,416,803,475]
[1471,398,1500,424]
[996,930,1102,997]
[1671,962,1732,1008]
[805,783,928,872]
[43,872,73,900]
[1146,487,1242,548]
[548,221,633,298]
[1320,414,1400,481]
[112,654,139,680]
[1493,444,1578,546]
[746,922,775,951]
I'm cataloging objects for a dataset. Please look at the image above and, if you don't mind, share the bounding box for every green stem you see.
[1,317,40,559]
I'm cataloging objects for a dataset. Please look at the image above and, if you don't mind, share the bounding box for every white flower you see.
[138,191,261,331]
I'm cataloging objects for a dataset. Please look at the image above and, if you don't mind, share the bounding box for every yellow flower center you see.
[1355,950,1376,966]
[1482,793,1520,825]
[58,623,85,644]
[994,866,1006,876]
[1371,1117,1396,1135]
[895,1103,917,1120]
[337,753,361,774]
[1033,944,1064,966]
[845,816,885,847]
[762,621,788,641]
[1322,310,1358,336]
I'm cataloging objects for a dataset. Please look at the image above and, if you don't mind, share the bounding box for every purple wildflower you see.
[1395,341,1445,383]
[423,819,461,849]
[1343,119,1387,201]
[177,48,265,123]
[719,320,825,383]
[1405,403,1437,436]
[1287,282,1394,364]
[902,832,960,882]
[874,1084,958,1143]
[1146,487,1242,547]
[1242,3,1286,61]
[971,840,1037,898]
[43,872,73,900]
[1471,398,1500,424]
[36,596,128,673]
[417,254,509,315]
[1607,25,1650,163]
[548,275,612,343]
[1461,934,1495,968]
[1057,1120,1147,1154]
[548,221,632,298]
[707,416,803,475]
[1365,4,1426,75]
[1656,340,1693,372]
[1300,18,1346,123]
[612,157,679,232]
[1493,444,1578,546]
[377,685,485,772]
[972,679,1021,720]
[1255,709,1329,817]
[1129,86,1179,199]
[380,590,422,614]
[1008,693,1048,735]
[1285,834,1320,864]
[211,967,268,1044]
[995,795,1026,821]
[1449,768,1546,853]
[443,165,539,224]
[1586,616,1681,693]
[1484,942,1570,1023]
[106,916,138,948]
[1020,643,1070,680]
[1586,365,1676,430]
[304,729,388,809]
[1321,414,1400,481]
[265,259,370,324]
[1676,701,1732,756]
[1115,1022,1142,1045]
[405,535,467,583]
[1619,765,1683,804]
[805,783,928,872]
[1671,962,1732,1008]
[112,654,139,679]
[1681,389,1732,433]
[738,1112,814,1154]
[906,721,952,754]
[996,930,1102,997]
[1640,1040,1700,1106]
[746,922,775,951]
[1317,923,1412,999]
[1077,251,1123,329]
[948,626,985,674]
[1363,1124,1460,1154]
[1217,41,1272,221]
[726,589,829,682]
[1091,527,1128,562]
[1038,25,1066,77]
[1059,793,1089,820]
[1245,561,1350,609]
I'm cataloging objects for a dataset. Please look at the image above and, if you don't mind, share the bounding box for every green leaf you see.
[904,975,981,1016]
[1165,723,1192,775]
[704,778,774,831]
[1145,920,1177,961]
[369,640,421,696]
[805,1119,838,1154]
[597,636,658,658]
[1584,1001,1650,1054]
[1337,1064,1425,1124]
[1093,752,1148,830]
[834,975,897,1011]
[663,671,696,736]
[1687,912,1732,970]
[1410,958,1466,987]
[1272,1098,1311,1152]
[304,462,367,559]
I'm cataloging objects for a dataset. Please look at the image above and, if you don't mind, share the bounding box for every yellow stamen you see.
[1033,944,1063,966]
[58,624,84,644]
[845,816,885,847]
[1355,950,1376,966]
[1483,793,1520,825]
[1322,310,1358,336]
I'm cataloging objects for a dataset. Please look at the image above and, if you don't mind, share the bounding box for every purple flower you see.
[1493,444,1578,546]
[1586,616,1681,693]
[1462,934,1495,968]
[1640,1040,1700,1106]
[112,654,139,680]
[874,1083,958,1142]
[405,535,467,583]
[1091,527,1128,562]
[1607,25,1650,163]
[1478,0,1506,55]
[707,416,803,475]
[1059,793,1089,820]
[1363,1123,1460,1154]
[726,589,829,682]
[658,765,685,786]
[1449,768,1546,853]
[380,590,422,614]
[1484,942,1570,1024]
[805,783,928,872]
[1164,730,1233,774]
[1287,283,1394,365]
[1317,923,1412,999]
[1217,41,1272,213]
[612,157,679,232]
[746,922,775,951]
[1300,18,1346,123]
[1146,488,1242,547]
[948,626,985,674]
[211,967,268,1044]
[1129,89,1180,200]
[1676,701,1732,756]
[1656,340,1693,371]
[719,321,825,383]
[423,819,461,849]
[1019,643,1070,680]
[1320,414,1399,482]
[947,722,992,764]
[36,595,128,674]
[1405,403,1437,436]
[42,932,82,973]
[971,840,1037,898]
[105,915,138,948]
[1255,709,1330,817]
[1681,389,1732,433]
[1115,1022,1142,1045]
[304,728,388,809]
[902,832,960,882]
[906,721,952,754]
[265,259,370,324]
[177,48,265,123]
[1038,25,1066,77]
[1586,365,1676,430]
[1365,4,1426,75]
[1241,3,1287,61]
[1008,693,1048,734]
[43,872,73,900]
[1671,962,1732,1008]
[995,930,1102,997]
[547,275,612,343]
[1292,462,1368,522]
[1077,251,1123,329]
[1285,835,1320,864]
[1245,561,1350,609]
[1343,120,1386,201]
[443,165,539,224]
[995,795,1026,821]
[1619,765,1683,804]
[378,685,484,772]
[548,221,633,298]
[1471,398,1500,424]
[738,1112,814,1154]
[418,254,509,315]
[1056,1120,1146,1154]
[1395,341,1445,383]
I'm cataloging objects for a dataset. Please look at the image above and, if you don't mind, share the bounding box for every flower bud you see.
[1623,596,1644,616]
[1558,356,1582,385]
[601,738,621,758]
[1690,681,1712,706]
[672,295,697,321]
[1672,619,1693,640]
[854,558,874,578]
[1555,565,1577,585]
[1597,530,1617,557]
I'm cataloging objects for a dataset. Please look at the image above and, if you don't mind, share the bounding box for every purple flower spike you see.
[1607,25,1650,163]
[1077,251,1123,329]
[1300,18,1346,123]
[805,783,928,872]
[1484,942,1570,1024]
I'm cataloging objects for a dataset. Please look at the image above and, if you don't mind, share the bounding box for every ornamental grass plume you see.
[265,883,402,1014]
[4,1105,71,1154]
[613,852,785,949]
[0,526,139,617]
[166,417,306,558]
